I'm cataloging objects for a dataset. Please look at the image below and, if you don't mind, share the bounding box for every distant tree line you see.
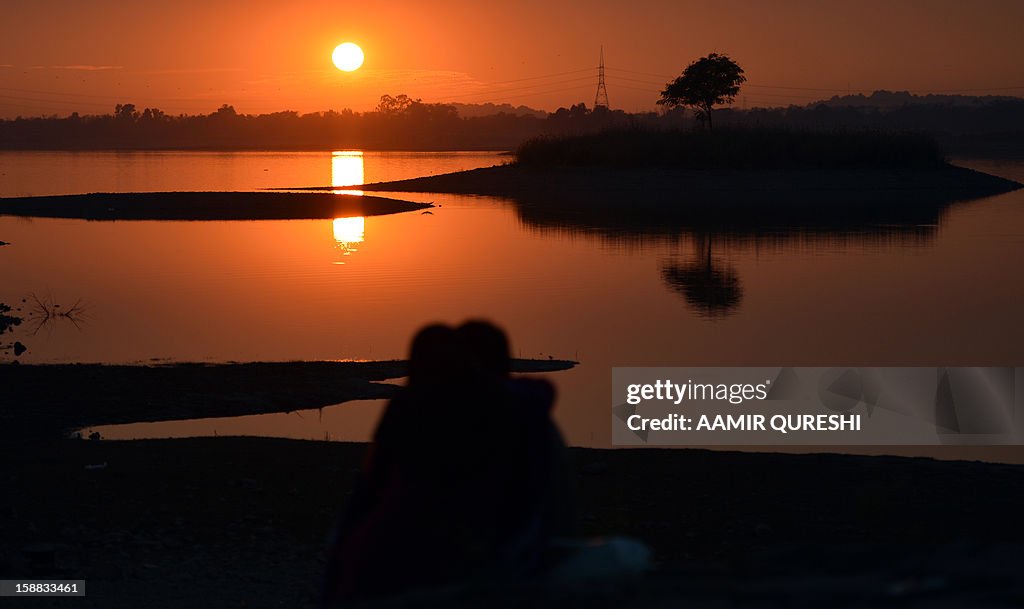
[0,98,541,150]
[710,99,1024,157]
[1,93,1022,156]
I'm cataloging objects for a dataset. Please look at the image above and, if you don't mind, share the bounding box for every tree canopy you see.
[658,53,746,130]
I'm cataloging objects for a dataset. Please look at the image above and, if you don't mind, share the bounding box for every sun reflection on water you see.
[333,216,365,245]
[331,150,364,195]
[331,150,366,262]
[332,216,365,262]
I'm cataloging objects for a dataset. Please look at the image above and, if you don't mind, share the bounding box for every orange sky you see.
[2,0,1023,118]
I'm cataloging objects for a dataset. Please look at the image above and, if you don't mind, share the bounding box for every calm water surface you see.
[2,151,1022,461]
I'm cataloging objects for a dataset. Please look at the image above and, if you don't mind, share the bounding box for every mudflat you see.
[1,359,577,436]
[0,191,431,220]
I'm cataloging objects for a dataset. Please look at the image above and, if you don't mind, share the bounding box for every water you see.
[2,151,1023,461]
[0,150,502,196]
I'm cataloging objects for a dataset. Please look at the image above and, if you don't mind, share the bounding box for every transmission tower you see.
[594,47,610,109]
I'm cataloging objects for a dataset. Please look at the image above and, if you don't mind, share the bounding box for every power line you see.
[439,83,594,104]
[444,85,594,105]
[610,83,662,93]
[605,66,676,79]
[431,76,595,101]
[745,84,848,92]
[599,67,1024,94]
[742,91,833,99]
[0,86,130,99]
[486,68,595,86]
[911,85,1024,92]
[0,87,262,108]
[500,84,593,101]
[607,75,665,87]
[0,94,112,108]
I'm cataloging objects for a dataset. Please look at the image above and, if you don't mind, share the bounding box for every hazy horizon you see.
[3,0,1024,119]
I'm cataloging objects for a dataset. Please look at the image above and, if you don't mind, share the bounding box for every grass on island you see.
[515,128,947,169]
[349,127,1019,218]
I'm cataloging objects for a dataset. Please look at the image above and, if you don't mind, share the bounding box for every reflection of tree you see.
[507,173,1014,319]
[2,237,85,359]
[1,295,89,359]
[25,294,87,335]
[661,234,743,318]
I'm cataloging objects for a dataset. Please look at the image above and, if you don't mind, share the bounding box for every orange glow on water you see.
[4,153,1024,457]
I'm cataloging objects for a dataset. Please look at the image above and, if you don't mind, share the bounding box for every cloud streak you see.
[245,67,488,94]
[31,65,123,71]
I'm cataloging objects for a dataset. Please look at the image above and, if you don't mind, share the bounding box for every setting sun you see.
[332,42,364,72]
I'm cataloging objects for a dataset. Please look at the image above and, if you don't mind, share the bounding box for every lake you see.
[2,150,1023,461]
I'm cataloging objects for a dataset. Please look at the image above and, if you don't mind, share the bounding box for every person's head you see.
[407,324,463,388]
[456,320,511,382]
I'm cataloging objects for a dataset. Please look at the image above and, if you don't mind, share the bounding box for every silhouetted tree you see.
[658,53,746,131]
[212,104,237,118]
[376,94,418,115]
[114,103,138,122]
[406,100,458,121]
[140,107,167,122]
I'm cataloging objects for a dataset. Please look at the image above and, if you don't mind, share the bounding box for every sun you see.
[332,42,364,72]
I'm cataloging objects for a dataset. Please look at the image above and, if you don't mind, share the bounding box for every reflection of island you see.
[503,183,965,317]
[661,235,742,318]
[355,152,1020,317]
[510,189,966,318]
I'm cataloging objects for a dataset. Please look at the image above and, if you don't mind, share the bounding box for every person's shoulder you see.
[506,377,556,413]
[374,388,417,439]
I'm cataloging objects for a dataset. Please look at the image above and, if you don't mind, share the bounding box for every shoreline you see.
[1,359,577,437]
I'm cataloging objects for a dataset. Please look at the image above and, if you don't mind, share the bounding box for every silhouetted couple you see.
[323,321,572,604]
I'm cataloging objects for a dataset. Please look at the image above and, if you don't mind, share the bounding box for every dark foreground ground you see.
[2,437,1023,608]
[2,362,1023,607]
